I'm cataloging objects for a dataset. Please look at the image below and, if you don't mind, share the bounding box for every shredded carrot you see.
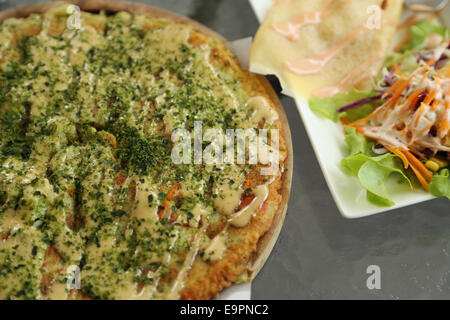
[341,117,365,133]
[420,70,430,83]
[344,123,365,134]
[423,89,437,106]
[405,88,426,109]
[409,163,430,191]
[385,146,409,169]
[402,150,432,181]
[350,105,385,126]
[409,146,427,161]
[439,100,450,138]
[383,78,404,99]
[340,117,350,125]
[115,172,127,186]
[157,183,181,218]
[157,205,166,218]
[431,98,440,111]
[385,73,415,109]
[166,182,180,201]
[373,144,430,189]
[354,126,365,134]
[426,58,436,67]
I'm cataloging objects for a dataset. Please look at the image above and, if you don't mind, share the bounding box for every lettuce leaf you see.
[383,20,449,77]
[403,20,449,51]
[343,126,374,156]
[430,169,450,200]
[309,88,376,122]
[340,128,412,207]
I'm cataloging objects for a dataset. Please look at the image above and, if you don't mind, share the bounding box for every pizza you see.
[0,2,291,299]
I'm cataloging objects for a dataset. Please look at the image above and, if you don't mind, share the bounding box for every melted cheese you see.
[133,178,159,222]
[247,96,279,125]
[313,52,382,97]
[164,231,205,300]
[188,204,210,228]
[213,168,246,216]
[229,184,269,228]
[204,232,227,262]
[214,183,245,216]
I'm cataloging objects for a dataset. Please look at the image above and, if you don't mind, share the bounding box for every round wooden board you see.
[0,0,293,292]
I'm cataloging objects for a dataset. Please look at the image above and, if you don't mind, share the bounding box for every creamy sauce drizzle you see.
[313,53,383,98]
[285,22,374,75]
[165,233,202,300]
[247,96,279,124]
[228,185,269,228]
[272,0,357,41]
[133,179,159,222]
[204,231,227,262]
[214,176,245,216]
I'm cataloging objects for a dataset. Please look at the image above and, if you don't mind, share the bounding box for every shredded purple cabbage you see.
[423,148,434,157]
[384,70,395,87]
[338,94,382,113]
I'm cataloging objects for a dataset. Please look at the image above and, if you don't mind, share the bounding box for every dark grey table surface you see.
[3,0,450,300]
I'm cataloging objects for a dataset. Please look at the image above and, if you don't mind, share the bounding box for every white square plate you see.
[249,0,450,218]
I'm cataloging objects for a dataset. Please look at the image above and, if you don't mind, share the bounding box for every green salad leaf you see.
[383,20,449,74]
[343,126,373,156]
[340,128,413,207]
[430,169,450,200]
[309,88,376,122]
[404,20,449,51]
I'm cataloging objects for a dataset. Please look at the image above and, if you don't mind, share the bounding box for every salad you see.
[309,20,450,207]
